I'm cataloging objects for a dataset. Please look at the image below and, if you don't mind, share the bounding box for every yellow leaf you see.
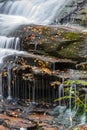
[82,64,86,69]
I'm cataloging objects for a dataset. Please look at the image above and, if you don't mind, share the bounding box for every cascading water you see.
[0,0,71,26]
[58,84,64,106]
[0,34,29,100]
[0,0,71,100]
[0,36,20,49]
[0,0,85,129]
[80,93,87,124]
[7,65,12,100]
[0,1,86,129]
[0,0,71,36]
[0,14,29,35]
[0,72,2,99]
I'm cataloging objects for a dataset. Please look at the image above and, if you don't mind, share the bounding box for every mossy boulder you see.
[14,25,87,63]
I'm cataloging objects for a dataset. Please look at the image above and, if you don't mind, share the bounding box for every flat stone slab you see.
[55,69,87,80]
[13,25,87,63]
[0,125,9,130]
[70,124,87,130]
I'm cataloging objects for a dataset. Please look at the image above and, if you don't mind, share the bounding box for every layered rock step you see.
[1,25,87,102]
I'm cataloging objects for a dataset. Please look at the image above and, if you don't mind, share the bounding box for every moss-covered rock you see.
[14,25,87,63]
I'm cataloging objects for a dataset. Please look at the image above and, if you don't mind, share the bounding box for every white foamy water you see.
[0,48,28,64]
[0,0,70,21]
[0,0,71,35]
[0,14,29,35]
[0,0,71,62]
[0,36,20,49]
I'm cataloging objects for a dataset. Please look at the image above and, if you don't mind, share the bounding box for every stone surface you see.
[70,124,87,130]
[14,25,87,63]
[0,101,57,130]
[58,0,87,26]
[2,24,87,102]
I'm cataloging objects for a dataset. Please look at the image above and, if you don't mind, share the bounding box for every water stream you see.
[0,0,86,129]
[0,36,28,99]
[0,0,72,101]
[59,84,64,106]
[0,71,3,99]
[7,65,12,100]
[80,93,87,124]
[0,36,20,49]
[0,0,71,26]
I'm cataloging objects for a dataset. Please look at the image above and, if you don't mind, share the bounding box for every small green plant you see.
[55,82,87,112]
[73,128,80,130]
[64,80,87,86]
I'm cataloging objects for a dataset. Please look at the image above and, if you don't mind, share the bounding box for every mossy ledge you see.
[14,25,87,63]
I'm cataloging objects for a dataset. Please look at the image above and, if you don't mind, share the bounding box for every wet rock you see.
[0,125,9,130]
[17,100,29,107]
[0,113,37,130]
[70,124,87,130]
[6,110,22,118]
[13,25,86,63]
[0,119,6,125]
[28,113,53,123]
[58,0,87,27]
[3,119,37,130]
[17,53,77,70]
[76,61,87,70]
[56,69,87,80]
[39,125,57,130]
[48,106,67,117]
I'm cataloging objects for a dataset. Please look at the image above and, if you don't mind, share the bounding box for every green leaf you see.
[64,80,87,86]
[54,96,74,102]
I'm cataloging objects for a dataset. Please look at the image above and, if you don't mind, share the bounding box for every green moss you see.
[42,26,51,36]
[41,40,83,59]
[41,41,59,52]
[58,41,81,59]
[61,32,83,41]
[64,80,87,86]
[72,128,80,130]
[41,31,84,59]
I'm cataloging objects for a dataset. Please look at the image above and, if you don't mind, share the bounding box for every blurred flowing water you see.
[0,0,71,100]
[0,1,86,129]
[0,0,71,29]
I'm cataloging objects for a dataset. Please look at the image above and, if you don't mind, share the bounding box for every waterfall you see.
[58,83,64,106]
[7,65,12,100]
[0,36,20,64]
[0,36,27,99]
[32,80,35,103]
[0,36,20,49]
[0,0,71,100]
[0,0,70,21]
[0,72,3,99]
[0,14,29,35]
[80,93,87,124]
[0,0,71,35]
